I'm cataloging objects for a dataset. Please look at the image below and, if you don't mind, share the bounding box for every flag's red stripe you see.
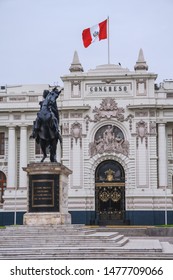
[82,28,92,48]
[98,19,107,40]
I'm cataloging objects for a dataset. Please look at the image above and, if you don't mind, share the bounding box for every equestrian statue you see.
[30,87,62,162]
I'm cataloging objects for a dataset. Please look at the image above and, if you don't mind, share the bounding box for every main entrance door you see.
[95,160,125,225]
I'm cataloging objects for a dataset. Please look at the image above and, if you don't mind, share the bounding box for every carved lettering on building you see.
[89,85,130,93]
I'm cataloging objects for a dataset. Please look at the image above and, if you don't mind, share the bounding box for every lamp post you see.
[164,186,168,226]
[14,187,17,225]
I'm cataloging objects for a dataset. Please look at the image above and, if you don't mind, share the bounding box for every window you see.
[0,132,5,155]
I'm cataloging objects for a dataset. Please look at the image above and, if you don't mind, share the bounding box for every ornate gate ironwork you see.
[95,160,125,225]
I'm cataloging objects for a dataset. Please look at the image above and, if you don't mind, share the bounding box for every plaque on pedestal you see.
[23,162,72,225]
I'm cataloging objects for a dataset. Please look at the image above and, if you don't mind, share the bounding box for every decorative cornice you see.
[127,105,173,109]
[85,98,134,125]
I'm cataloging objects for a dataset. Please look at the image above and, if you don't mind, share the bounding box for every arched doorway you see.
[0,171,6,203]
[95,160,125,225]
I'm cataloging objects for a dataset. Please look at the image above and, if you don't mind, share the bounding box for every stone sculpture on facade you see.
[89,125,129,157]
[92,98,125,122]
[30,87,62,162]
[86,98,130,157]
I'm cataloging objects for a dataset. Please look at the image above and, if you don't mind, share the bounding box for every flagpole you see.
[107,16,110,64]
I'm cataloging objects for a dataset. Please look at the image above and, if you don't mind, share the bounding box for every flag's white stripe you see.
[90,24,99,43]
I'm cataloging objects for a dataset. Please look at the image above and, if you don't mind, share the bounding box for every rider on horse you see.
[31,87,62,143]
[30,87,62,162]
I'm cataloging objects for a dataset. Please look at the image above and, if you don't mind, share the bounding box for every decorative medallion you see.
[136,120,148,147]
[71,121,82,147]
[110,190,121,202]
[99,190,110,202]
[71,122,82,140]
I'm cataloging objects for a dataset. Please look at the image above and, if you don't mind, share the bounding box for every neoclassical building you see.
[0,49,173,225]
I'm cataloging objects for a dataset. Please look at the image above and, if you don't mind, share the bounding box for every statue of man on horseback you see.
[30,87,62,163]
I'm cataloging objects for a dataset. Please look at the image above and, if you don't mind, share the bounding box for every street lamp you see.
[164,186,168,225]
[14,186,17,225]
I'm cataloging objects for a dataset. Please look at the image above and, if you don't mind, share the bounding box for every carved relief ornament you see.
[71,122,82,140]
[136,120,148,147]
[84,98,134,131]
[71,122,82,148]
[92,98,125,122]
[89,125,129,157]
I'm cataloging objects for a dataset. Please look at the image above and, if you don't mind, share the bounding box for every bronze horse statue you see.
[30,87,62,162]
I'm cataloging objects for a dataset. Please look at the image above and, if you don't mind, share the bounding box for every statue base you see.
[23,162,72,225]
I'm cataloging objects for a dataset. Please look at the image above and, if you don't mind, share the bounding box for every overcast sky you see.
[0,0,172,86]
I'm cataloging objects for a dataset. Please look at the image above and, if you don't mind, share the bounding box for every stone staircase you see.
[0,225,173,259]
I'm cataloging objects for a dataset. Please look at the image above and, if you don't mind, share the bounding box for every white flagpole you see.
[107,16,110,64]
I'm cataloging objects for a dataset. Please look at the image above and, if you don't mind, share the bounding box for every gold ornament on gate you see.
[111,191,121,202]
[105,169,115,181]
[99,191,110,202]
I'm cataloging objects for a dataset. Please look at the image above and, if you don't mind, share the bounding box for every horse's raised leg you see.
[41,154,47,162]
[50,139,57,162]
[40,140,47,162]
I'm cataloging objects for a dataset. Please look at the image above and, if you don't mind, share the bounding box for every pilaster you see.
[19,126,28,188]
[7,126,16,188]
[158,123,167,188]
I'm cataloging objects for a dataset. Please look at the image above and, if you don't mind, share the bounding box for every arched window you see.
[95,160,125,182]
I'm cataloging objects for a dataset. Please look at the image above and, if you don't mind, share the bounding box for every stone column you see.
[19,126,28,188]
[158,123,167,188]
[7,126,16,188]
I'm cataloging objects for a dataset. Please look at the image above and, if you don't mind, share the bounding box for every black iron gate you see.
[95,160,125,225]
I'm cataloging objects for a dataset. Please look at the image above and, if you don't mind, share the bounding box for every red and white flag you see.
[82,19,108,48]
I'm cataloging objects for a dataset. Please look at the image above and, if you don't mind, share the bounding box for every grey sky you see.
[0,0,172,86]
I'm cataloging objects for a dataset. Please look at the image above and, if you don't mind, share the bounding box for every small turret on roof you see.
[134,48,148,71]
[69,50,84,72]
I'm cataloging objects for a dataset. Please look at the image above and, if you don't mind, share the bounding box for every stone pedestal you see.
[23,162,72,225]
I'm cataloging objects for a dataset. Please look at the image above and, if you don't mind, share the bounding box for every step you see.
[0,225,173,260]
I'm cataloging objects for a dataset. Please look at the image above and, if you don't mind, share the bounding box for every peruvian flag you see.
[82,19,107,48]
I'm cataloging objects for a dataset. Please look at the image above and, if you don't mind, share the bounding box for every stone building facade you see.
[0,49,173,225]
